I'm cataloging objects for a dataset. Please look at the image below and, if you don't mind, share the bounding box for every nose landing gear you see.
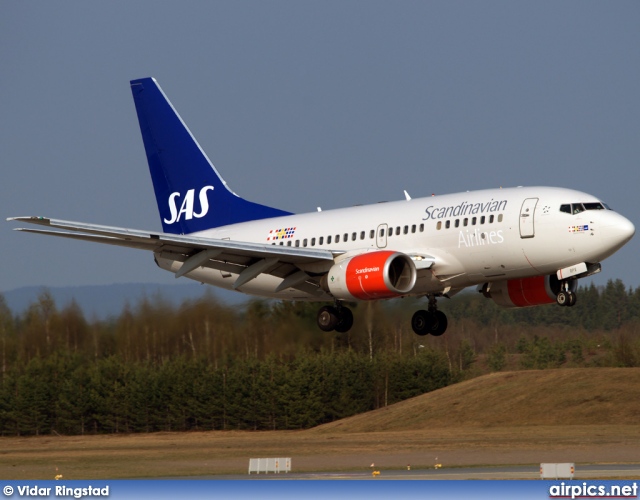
[556,280,577,307]
[556,290,577,307]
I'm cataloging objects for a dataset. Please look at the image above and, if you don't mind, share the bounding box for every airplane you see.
[9,77,635,336]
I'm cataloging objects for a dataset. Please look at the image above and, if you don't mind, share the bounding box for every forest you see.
[1,278,639,436]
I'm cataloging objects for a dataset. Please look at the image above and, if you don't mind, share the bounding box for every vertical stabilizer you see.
[130,77,292,234]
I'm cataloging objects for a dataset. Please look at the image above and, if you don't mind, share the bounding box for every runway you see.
[185,463,640,480]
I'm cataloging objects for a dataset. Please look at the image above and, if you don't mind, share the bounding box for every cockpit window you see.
[561,202,610,214]
[572,203,585,214]
[583,202,606,210]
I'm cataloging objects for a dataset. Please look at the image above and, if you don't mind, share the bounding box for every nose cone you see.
[613,214,635,244]
[601,213,635,255]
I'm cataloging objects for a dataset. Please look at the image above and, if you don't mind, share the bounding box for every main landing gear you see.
[316,295,449,336]
[411,294,448,337]
[317,303,354,333]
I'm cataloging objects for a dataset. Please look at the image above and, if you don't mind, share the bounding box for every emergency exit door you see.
[519,198,538,238]
[376,224,388,248]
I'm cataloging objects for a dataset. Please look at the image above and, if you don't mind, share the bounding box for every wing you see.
[9,216,340,297]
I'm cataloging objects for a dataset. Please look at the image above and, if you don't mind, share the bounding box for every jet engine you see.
[481,274,576,308]
[322,250,417,301]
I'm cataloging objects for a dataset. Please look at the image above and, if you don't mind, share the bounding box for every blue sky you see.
[1,1,638,292]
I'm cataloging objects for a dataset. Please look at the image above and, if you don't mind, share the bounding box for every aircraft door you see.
[376,224,388,248]
[519,198,538,238]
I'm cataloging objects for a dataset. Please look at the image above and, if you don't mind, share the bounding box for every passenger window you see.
[437,221,442,230]
[327,235,332,244]
[489,215,494,223]
[445,220,450,229]
[311,238,316,246]
[344,233,348,242]
[411,224,416,233]
[498,214,503,222]
[403,225,408,234]
[369,230,375,239]
[295,240,300,247]
[419,223,424,232]
[480,216,485,224]
[463,218,468,227]
[395,226,400,236]
[379,228,385,238]
[335,235,340,243]
[287,241,291,246]
[455,219,460,228]
[303,239,308,247]
[279,241,283,245]
[560,204,571,214]
[472,217,477,225]
[319,236,323,245]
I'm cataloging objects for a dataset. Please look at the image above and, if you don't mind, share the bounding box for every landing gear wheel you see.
[335,307,354,333]
[430,310,448,337]
[317,306,339,332]
[556,291,569,306]
[412,309,434,336]
[567,291,577,307]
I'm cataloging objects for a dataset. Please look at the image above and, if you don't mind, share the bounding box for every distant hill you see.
[312,368,640,432]
[2,283,249,320]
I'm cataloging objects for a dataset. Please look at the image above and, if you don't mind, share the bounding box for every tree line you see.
[0,278,639,435]
[0,350,453,435]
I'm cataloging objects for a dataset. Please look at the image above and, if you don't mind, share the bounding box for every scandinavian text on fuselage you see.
[423,199,508,220]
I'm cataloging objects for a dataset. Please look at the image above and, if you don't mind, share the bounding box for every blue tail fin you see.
[130,77,292,234]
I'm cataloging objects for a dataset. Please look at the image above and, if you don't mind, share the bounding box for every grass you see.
[1,367,639,479]
[313,367,640,431]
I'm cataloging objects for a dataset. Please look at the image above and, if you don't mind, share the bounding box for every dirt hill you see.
[312,368,640,432]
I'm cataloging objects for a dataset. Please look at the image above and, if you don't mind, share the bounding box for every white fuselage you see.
[154,186,635,300]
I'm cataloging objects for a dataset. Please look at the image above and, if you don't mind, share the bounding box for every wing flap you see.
[13,228,160,251]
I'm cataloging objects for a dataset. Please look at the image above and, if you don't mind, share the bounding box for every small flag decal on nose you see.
[267,227,296,241]
[568,225,589,232]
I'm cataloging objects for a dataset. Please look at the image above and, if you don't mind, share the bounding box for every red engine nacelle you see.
[482,275,576,308]
[323,251,417,301]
